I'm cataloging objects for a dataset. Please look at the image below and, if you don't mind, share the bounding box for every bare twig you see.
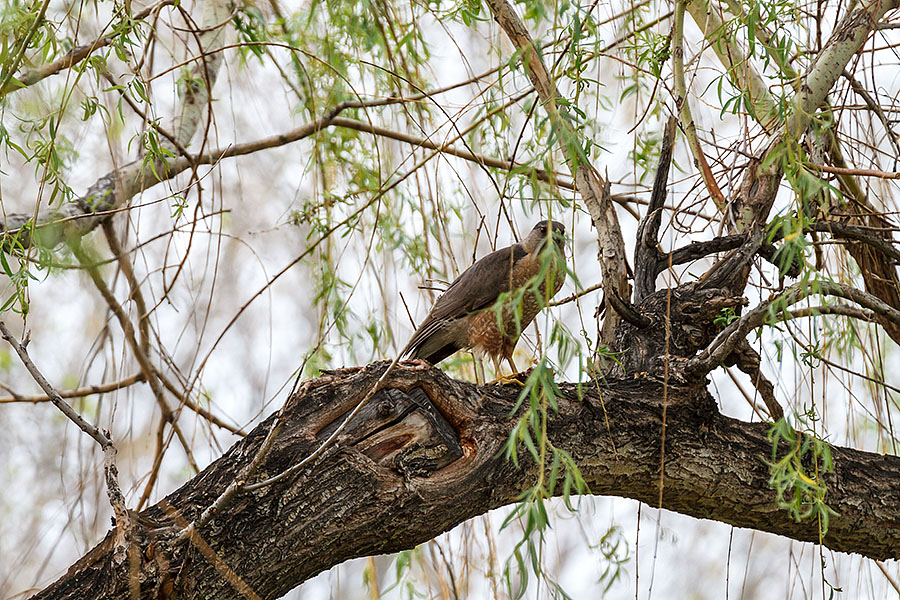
[71,243,200,474]
[0,322,114,447]
[841,70,900,162]
[805,221,900,265]
[0,372,144,403]
[0,320,131,563]
[807,163,900,180]
[875,561,900,594]
[548,282,603,307]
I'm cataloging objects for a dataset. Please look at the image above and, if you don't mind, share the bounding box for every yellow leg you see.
[473,351,485,385]
[489,353,525,386]
[491,355,503,378]
[506,353,519,375]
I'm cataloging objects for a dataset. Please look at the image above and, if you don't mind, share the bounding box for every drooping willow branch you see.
[484,0,631,348]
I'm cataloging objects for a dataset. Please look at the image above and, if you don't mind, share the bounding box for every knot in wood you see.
[376,398,395,417]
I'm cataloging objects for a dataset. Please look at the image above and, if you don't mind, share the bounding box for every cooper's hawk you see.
[402,220,566,375]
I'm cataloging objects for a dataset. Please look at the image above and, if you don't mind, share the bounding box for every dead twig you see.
[0,320,132,564]
[0,372,145,403]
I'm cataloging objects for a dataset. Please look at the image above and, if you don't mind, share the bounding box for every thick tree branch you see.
[634,117,676,303]
[685,0,780,132]
[31,363,900,600]
[1,0,229,249]
[685,0,900,335]
[689,279,900,376]
[729,0,899,235]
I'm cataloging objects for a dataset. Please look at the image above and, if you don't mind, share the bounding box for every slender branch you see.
[0,1,175,97]
[0,321,113,447]
[102,220,151,353]
[780,304,876,321]
[0,320,131,563]
[0,373,145,403]
[805,221,900,265]
[1,0,230,249]
[671,0,726,212]
[807,162,900,180]
[323,117,574,190]
[71,243,200,474]
[484,0,631,348]
[689,280,900,376]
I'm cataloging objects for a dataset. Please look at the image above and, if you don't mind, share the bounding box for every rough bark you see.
[32,361,900,600]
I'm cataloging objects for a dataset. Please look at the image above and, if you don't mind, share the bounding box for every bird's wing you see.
[403,244,526,359]
[430,244,525,318]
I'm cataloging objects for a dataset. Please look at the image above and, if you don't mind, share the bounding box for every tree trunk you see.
[33,361,900,600]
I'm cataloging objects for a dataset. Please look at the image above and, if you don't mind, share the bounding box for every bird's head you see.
[522,220,566,256]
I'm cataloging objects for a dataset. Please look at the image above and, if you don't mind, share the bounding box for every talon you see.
[488,372,526,386]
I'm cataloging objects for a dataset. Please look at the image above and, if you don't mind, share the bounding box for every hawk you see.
[402,220,566,376]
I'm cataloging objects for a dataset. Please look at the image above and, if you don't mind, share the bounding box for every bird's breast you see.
[465,253,565,357]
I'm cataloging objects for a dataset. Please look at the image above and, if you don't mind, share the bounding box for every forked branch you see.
[634,116,676,303]
[688,280,900,376]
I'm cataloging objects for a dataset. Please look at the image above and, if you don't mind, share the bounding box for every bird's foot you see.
[487,372,527,386]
